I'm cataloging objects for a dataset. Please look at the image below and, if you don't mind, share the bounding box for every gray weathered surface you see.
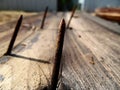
[0,14,62,90]
[0,12,120,90]
[82,12,120,34]
[58,13,120,90]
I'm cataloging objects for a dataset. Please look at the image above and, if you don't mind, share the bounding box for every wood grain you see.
[58,13,120,90]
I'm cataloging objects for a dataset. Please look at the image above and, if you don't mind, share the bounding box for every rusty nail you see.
[41,6,48,29]
[5,15,23,55]
[67,6,77,29]
[50,19,66,90]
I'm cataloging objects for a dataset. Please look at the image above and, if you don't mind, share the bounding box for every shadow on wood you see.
[9,54,50,64]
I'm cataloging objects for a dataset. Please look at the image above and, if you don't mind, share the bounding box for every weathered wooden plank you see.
[82,12,120,34]
[0,12,120,90]
[0,15,62,90]
[59,13,120,90]
[71,15,120,85]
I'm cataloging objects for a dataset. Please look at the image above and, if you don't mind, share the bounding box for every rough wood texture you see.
[58,13,120,90]
[82,12,120,34]
[0,14,44,57]
[0,14,62,90]
[0,12,120,90]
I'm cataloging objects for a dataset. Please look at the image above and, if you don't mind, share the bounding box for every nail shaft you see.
[67,6,77,28]
[5,15,23,55]
[50,19,66,90]
[41,6,48,29]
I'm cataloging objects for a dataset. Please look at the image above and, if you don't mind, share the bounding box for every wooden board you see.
[0,14,62,90]
[58,13,120,90]
[0,12,120,90]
